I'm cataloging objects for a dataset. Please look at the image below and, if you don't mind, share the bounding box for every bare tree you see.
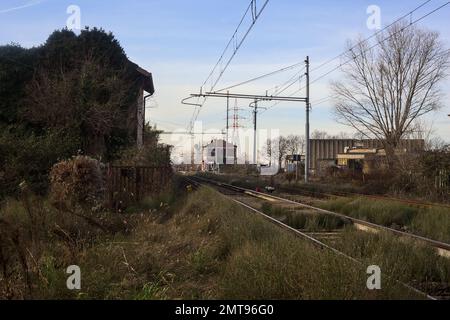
[272,136,289,172]
[311,130,329,139]
[406,119,449,151]
[332,22,450,162]
[331,132,352,139]
[263,138,273,166]
[353,131,366,140]
[311,130,353,140]
[286,135,305,156]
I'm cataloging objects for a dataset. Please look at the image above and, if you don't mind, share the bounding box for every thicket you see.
[49,156,106,211]
[0,28,170,198]
[115,124,172,167]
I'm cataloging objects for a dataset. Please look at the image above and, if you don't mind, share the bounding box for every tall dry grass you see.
[1,181,441,300]
[319,197,450,243]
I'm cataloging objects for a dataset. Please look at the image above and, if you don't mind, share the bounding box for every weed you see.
[319,197,450,243]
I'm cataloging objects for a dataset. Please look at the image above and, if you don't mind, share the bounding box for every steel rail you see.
[193,176,450,253]
[277,185,450,210]
[184,176,436,300]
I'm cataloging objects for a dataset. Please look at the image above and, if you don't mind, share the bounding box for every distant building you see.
[337,147,387,174]
[309,139,425,174]
[203,139,237,170]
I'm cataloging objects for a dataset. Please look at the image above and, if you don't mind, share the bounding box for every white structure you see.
[203,139,237,169]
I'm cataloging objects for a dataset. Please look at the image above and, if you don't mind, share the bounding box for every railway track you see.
[198,173,450,210]
[192,176,450,257]
[183,175,450,300]
[277,185,450,210]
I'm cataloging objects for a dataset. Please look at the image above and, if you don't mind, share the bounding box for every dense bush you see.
[0,28,147,198]
[0,127,80,197]
[115,125,172,167]
[49,156,105,211]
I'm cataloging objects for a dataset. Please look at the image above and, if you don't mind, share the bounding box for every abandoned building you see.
[128,62,155,149]
[337,147,387,174]
[309,139,425,175]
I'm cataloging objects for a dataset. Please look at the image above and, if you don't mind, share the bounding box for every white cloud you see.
[0,0,45,14]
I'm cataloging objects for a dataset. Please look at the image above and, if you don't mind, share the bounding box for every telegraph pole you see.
[190,133,195,166]
[225,91,230,165]
[248,99,266,165]
[253,99,258,165]
[305,56,310,183]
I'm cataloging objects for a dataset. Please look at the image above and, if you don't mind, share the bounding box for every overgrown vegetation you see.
[259,197,450,295]
[330,229,450,294]
[115,124,172,167]
[318,197,450,243]
[0,28,169,198]
[0,128,79,197]
[2,181,441,299]
[260,203,348,231]
[49,156,106,211]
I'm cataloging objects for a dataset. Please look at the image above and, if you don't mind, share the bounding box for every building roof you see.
[129,61,155,95]
[205,139,237,148]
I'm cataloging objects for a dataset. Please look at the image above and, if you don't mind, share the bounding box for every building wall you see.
[136,88,145,149]
[309,139,354,171]
[205,140,237,165]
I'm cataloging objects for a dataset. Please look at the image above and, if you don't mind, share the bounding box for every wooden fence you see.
[436,169,450,193]
[106,165,173,209]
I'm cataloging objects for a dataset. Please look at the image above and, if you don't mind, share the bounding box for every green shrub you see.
[0,128,80,198]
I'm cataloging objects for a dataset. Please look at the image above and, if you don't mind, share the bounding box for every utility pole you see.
[253,99,258,165]
[305,56,310,183]
[225,91,230,165]
[190,134,195,166]
[189,77,310,170]
[249,99,266,165]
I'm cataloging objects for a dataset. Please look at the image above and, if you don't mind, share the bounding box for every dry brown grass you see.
[0,182,433,300]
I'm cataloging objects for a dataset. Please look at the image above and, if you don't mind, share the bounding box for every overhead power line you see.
[309,0,434,74]
[216,0,434,94]
[216,62,304,93]
[260,83,304,115]
[266,66,305,94]
[309,1,450,87]
[201,0,270,92]
[262,1,450,114]
[184,0,270,132]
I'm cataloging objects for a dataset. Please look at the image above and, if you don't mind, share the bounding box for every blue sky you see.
[1,0,449,158]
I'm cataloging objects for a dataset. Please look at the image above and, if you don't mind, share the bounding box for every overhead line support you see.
[190,92,307,103]
[305,56,310,183]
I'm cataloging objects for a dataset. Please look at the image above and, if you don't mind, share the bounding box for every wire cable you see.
[216,0,434,94]
[262,1,450,114]
[185,0,270,131]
